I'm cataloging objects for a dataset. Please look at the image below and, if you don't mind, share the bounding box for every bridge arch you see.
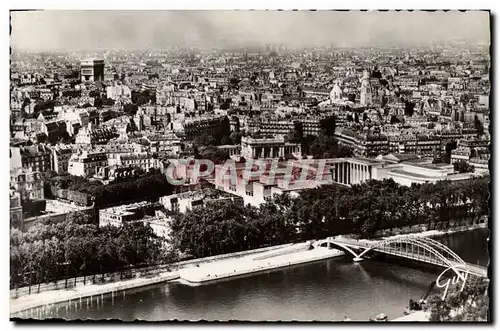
[356,237,460,268]
[314,239,360,257]
[414,236,466,265]
[330,236,467,270]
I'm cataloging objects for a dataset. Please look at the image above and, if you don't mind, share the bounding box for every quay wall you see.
[10,272,179,316]
[10,242,322,315]
[179,248,345,284]
[11,242,298,299]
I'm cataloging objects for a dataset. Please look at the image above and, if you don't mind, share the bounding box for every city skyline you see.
[9,9,491,323]
[11,10,490,52]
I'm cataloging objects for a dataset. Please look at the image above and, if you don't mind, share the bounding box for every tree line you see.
[170,177,489,258]
[10,212,173,292]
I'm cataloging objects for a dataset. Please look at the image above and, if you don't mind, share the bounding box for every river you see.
[25,228,489,321]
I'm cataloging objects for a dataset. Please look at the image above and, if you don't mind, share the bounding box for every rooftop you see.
[389,169,437,179]
[402,161,448,171]
[100,200,161,216]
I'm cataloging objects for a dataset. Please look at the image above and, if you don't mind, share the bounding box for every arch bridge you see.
[317,235,487,278]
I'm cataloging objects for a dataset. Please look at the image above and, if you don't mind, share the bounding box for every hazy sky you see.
[10,10,490,51]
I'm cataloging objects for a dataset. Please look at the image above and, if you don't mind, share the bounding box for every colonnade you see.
[248,145,301,159]
[332,162,371,185]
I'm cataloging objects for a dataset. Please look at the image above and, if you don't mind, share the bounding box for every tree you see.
[170,200,260,258]
[230,131,242,145]
[131,90,155,106]
[193,133,216,147]
[102,98,115,106]
[10,210,173,290]
[309,134,353,159]
[89,90,101,98]
[371,68,382,79]
[454,160,475,173]
[94,97,103,108]
[220,136,232,145]
[200,146,230,165]
[319,116,336,137]
[404,100,415,117]
[428,276,489,322]
[285,122,304,144]
[229,78,240,86]
[257,199,296,245]
[474,115,484,137]
[428,295,452,321]
[123,103,138,115]
[34,100,55,113]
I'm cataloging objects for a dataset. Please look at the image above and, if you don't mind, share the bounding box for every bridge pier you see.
[353,257,364,262]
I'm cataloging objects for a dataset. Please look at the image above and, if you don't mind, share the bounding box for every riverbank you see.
[11,223,487,317]
[10,242,325,316]
[391,311,429,322]
[10,270,179,317]
[179,244,344,285]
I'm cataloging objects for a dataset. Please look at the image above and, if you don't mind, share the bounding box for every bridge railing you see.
[331,236,487,277]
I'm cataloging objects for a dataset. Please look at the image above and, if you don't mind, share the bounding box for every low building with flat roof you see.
[99,200,163,228]
[160,188,243,213]
[374,159,474,186]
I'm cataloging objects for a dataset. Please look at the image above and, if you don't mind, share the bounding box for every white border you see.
[2,1,498,331]
[3,1,499,10]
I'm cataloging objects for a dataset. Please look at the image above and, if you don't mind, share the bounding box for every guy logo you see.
[436,264,470,301]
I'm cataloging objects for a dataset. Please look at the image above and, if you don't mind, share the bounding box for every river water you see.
[24,228,489,321]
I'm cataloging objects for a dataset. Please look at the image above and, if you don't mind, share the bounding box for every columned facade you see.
[241,137,301,159]
[330,159,378,186]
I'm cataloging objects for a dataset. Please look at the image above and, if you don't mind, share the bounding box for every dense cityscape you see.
[10,11,490,322]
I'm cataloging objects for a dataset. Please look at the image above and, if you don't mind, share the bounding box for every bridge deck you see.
[330,237,488,278]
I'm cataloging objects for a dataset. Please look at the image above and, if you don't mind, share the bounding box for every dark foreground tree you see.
[454,160,475,173]
[427,276,489,322]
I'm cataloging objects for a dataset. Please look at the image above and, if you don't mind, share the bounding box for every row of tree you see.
[170,177,489,258]
[10,212,173,291]
[291,177,488,239]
